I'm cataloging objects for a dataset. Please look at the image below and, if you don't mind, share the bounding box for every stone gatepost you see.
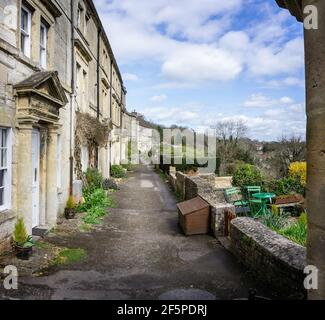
[17,123,34,234]
[303,0,325,300]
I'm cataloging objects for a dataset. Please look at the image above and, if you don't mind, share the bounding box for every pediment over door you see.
[14,71,68,125]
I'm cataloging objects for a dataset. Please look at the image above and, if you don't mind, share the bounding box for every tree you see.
[273,135,306,177]
[212,120,248,175]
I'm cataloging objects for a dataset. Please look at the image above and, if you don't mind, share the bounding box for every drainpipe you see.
[109,59,113,168]
[120,86,123,163]
[96,29,101,169]
[69,0,75,196]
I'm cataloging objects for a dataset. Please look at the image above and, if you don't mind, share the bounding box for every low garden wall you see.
[230,217,306,298]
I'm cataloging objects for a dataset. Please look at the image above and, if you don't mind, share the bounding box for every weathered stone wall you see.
[230,217,306,298]
[184,174,215,200]
[175,172,186,200]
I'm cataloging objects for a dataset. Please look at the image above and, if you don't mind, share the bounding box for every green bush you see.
[267,176,305,196]
[85,168,103,190]
[66,195,76,209]
[111,165,126,178]
[13,217,29,247]
[232,164,264,190]
[77,188,115,225]
[261,212,289,231]
[13,217,34,248]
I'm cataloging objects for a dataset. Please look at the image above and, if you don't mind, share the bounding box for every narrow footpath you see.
[1,165,269,300]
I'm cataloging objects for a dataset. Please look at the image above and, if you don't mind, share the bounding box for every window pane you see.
[0,187,4,206]
[1,129,7,147]
[0,170,4,187]
[21,9,28,32]
[40,25,46,47]
[0,149,7,168]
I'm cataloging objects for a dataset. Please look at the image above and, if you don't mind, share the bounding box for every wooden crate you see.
[177,196,210,236]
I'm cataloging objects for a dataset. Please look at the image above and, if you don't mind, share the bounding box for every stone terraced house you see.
[0,0,132,252]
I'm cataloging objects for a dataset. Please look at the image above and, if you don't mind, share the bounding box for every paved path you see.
[1,166,269,300]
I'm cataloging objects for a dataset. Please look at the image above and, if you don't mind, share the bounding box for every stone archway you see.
[14,71,68,234]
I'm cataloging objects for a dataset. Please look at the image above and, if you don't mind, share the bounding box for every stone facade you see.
[0,0,131,252]
[230,217,306,298]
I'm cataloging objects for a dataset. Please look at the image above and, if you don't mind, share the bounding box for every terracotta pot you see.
[65,208,76,219]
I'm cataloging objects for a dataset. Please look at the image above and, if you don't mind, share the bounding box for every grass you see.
[278,213,307,246]
[261,212,307,247]
[53,248,87,266]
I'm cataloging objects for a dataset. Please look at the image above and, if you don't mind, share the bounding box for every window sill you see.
[0,209,15,225]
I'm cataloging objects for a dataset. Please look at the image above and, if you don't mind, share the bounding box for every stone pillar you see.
[17,124,33,234]
[39,128,48,226]
[46,126,58,227]
[303,0,325,299]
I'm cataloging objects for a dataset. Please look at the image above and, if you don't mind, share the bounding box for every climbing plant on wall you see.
[74,112,112,179]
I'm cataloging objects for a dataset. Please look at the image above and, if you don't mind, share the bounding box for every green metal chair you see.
[224,187,249,214]
[245,186,262,217]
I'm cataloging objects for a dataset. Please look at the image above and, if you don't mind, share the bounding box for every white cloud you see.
[244,94,277,108]
[123,73,139,81]
[150,94,167,102]
[94,0,304,87]
[279,96,294,104]
[244,94,298,109]
[162,45,243,82]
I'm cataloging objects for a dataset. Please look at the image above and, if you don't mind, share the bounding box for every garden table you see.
[252,193,276,217]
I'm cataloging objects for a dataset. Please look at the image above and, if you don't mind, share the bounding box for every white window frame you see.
[56,134,61,189]
[40,22,48,69]
[0,128,12,212]
[20,5,32,58]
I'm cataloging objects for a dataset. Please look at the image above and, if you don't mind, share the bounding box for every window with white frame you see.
[0,128,12,211]
[40,22,48,69]
[21,5,32,58]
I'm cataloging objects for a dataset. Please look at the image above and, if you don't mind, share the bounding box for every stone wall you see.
[175,172,186,200]
[230,217,306,298]
[175,173,234,237]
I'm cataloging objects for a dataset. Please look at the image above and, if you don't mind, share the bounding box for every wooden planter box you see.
[177,196,210,236]
[274,194,304,207]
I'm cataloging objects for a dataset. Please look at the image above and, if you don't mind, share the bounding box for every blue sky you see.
[94,0,306,141]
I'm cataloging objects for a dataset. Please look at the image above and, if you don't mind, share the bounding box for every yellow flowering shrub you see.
[289,162,307,187]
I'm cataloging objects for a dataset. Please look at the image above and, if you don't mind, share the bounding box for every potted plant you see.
[12,217,35,260]
[65,195,76,219]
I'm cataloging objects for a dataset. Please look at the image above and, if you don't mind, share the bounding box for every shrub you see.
[78,189,110,212]
[278,212,307,246]
[111,165,126,178]
[289,162,307,187]
[77,188,115,225]
[66,195,76,209]
[232,164,264,190]
[261,212,289,231]
[85,168,103,190]
[267,176,305,196]
[13,217,28,247]
[102,178,119,191]
[13,217,34,248]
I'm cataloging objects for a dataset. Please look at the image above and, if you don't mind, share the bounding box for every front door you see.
[32,129,40,227]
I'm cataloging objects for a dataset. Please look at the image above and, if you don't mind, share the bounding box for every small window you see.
[40,22,48,69]
[21,5,32,57]
[0,128,12,211]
